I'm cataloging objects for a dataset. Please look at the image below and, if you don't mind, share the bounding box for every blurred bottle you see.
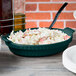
[0,0,13,35]
[14,13,25,31]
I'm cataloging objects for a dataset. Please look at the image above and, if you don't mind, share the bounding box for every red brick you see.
[39,21,64,28]
[26,13,51,20]
[53,0,76,1]
[26,0,50,2]
[53,12,74,20]
[25,22,37,29]
[66,3,76,10]
[39,4,63,11]
[66,21,76,28]
[26,4,37,11]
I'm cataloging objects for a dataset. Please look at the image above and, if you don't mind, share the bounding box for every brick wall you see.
[25,0,76,29]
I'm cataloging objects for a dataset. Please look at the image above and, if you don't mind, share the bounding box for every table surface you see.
[0,31,76,76]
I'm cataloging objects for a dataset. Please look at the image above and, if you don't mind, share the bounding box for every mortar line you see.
[26,20,76,22]
[37,3,39,12]
[25,11,74,13]
[37,21,39,27]
[26,2,76,4]
[64,21,66,28]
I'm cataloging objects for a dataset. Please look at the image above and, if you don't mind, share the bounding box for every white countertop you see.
[0,31,76,76]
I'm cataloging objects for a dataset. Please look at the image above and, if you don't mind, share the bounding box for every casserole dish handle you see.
[63,27,75,36]
[1,35,11,43]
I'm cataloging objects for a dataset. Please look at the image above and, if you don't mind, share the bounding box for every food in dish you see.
[8,28,70,45]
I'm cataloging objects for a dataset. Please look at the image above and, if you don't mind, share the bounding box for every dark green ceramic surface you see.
[1,27,75,57]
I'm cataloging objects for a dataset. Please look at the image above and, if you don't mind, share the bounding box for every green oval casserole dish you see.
[1,27,75,57]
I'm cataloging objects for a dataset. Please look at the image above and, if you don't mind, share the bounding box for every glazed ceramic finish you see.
[63,45,76,73]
